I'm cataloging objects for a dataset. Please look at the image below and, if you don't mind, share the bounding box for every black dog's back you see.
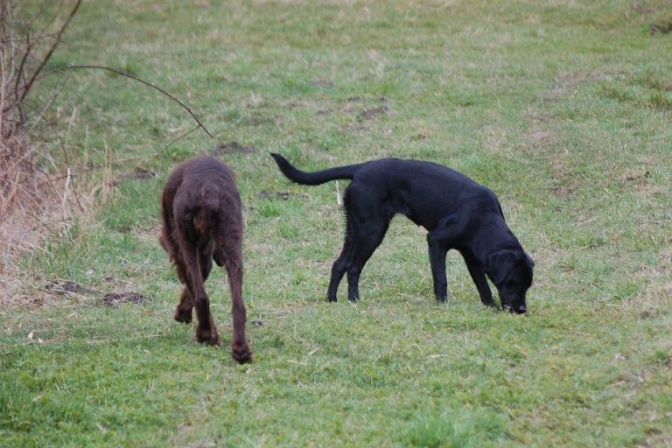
[271,154,502,232]
[346,158,503,230]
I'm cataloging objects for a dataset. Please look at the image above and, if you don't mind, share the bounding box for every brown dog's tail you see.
[270,153,363,186]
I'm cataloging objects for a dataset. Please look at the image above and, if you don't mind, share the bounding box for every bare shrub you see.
[0,1,82,297]
[0,1,211,304]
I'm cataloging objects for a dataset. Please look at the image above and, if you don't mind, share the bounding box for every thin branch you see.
[1,36,7,136]
[16,0,81,105]
[27,69,69,134]
[20,100,84,212]
[14,29,34,100]
[14,0,68,99]
[37,1,67,38]
[43,64,214,138]
[163,124,203,150]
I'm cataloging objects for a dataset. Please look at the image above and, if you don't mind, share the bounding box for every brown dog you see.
[160,156,252,364]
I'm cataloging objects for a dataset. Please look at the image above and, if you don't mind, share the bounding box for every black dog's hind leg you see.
[462,251,497,309]
[347,225,388,302]
[327,247,350,302]
[329,188,390,302]
[327,207,359,302]
[328,220,389,302]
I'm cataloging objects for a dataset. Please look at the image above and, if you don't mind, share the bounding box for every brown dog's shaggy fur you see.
[160,156,251,364]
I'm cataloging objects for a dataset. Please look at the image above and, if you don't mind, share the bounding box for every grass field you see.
[1,1,672,446]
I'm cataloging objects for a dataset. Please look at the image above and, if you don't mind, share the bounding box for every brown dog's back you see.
[161,157,240,252]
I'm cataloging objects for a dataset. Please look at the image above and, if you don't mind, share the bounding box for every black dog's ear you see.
[487,250,517,285]
[525,252,535,268]
[524,252,535,283]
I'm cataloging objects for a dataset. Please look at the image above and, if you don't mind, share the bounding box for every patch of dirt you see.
[523,111,584,200]
[359,105,389,120]
[242,116,274,127]
[259,190,290,200]
[357,98,390,120]
[547,151,580,200]
[618,170,650,184]
[45,280,98,295]
[113,167,155,185]
[525,130,555,153]
[313,79,335,89]
[634,4,656,15]
[43,279,148,307]
[632,258,671,319]
[341,123,369,133]
[650,21,672,35]
[550,184,577,199]
[211,141,254,155]
[102,292,148,307]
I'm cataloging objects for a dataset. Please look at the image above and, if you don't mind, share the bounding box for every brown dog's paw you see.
[195,327,220,346]
[174,307,193,324]
[232,342,252,364]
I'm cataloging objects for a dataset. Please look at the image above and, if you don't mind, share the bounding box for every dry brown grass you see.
[0,0,85,304]
[1,131,62,300]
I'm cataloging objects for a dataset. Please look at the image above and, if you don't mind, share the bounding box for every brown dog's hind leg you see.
[178,237,220,346]
[174,288,194,323]
[217,236,252,364]
[171,259,193,323]
[194,304,220,346]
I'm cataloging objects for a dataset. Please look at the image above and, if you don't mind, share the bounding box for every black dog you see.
[271,153,534,314]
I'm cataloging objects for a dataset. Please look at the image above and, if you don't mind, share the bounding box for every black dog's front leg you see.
[462,252,498,309]
[346,268,361,302]
[427,216,466,302]
[427,233,448,302]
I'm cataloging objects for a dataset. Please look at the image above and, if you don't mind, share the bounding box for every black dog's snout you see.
[516,305,527,314]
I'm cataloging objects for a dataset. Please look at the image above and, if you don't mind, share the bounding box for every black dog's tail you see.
[270,153,363,186]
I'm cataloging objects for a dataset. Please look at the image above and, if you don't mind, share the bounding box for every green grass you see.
[2,0,672,446]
